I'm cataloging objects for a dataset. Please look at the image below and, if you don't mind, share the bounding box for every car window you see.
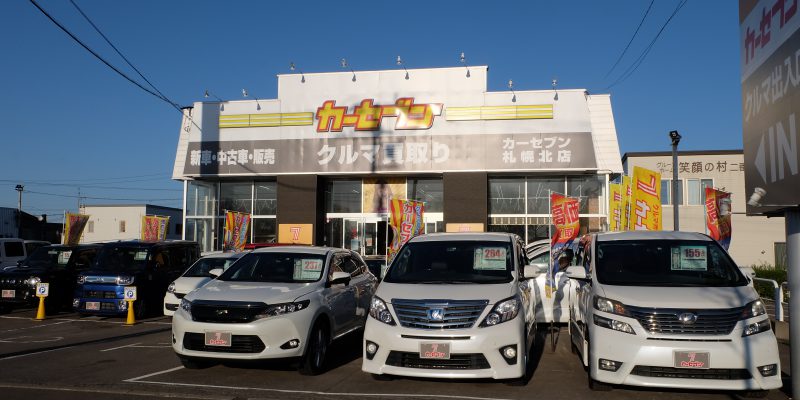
[182,256,241,277]
[328,255,345,279]
[342,256,363,277]
[4,241,24,257]
[530,251,549,265]
[71,248,97,271]
[94,246,149,272]
[384,240,514,284]
[219,252,325,283]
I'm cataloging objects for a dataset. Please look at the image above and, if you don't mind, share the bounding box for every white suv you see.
[362,233,538,382]
[566,231,782,396]
[163,252,246,316]
[172,246,377,375]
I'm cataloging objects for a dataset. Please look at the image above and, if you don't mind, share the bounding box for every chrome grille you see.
[391,299,488,330]
[628,305,744,335]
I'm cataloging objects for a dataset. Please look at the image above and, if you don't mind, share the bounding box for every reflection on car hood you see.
[0,266,49,276]
[186,280,317,304]
[171,277,213,295]
[597,284,759,309]
[377,282,516,305]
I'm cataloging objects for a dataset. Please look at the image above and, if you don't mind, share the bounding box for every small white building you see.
[622,150,785,267]
[79,204,183,243]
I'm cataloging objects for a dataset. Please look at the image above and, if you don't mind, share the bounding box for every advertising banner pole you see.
[786,210,800,400]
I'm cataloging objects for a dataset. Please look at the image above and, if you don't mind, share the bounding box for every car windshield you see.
[24,247,72,268]
[595,240,748,287]
[94,246,150,272]
[217,252,326,283]
[383,240,514,284]
[182,256,241,277]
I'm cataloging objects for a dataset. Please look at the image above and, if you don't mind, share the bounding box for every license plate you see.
[674,351,710,369]
[85,301,100,311]
[419,342,450,359]
[204,331,232,347]
[1,290,14,298]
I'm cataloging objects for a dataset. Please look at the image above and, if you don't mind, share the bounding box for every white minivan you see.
[362,233,538,383]
[567,231,782,396]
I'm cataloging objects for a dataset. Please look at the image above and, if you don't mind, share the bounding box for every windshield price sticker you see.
[123,286,137,300]
[134,251,148,261]
[36,283,49,297]
[293,259,323,280]
[58,251,72,265]
[474,247,507,270]
[671,246,708,271]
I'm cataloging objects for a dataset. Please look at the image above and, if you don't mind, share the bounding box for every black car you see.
[0,244,101,312]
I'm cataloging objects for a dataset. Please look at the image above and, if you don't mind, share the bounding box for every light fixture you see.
[397,56,409,80]
[204,89,224,110]
[242,88,261,110]
[289,62,306,83]
[552,78,558,101]
[460,52,470,77]
[508,80,516,103]
[341,58,356,82]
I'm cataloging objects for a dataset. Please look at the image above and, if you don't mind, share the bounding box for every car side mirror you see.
[565,266,589,281]
[329,271,351,286]
[208,268,223,278]
[522,264,540,279]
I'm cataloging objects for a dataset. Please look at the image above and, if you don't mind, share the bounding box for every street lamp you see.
[15,184,23,237]
[669,130,682,231]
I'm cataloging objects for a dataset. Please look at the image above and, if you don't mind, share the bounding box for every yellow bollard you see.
[34,295,46,321]
[125,300,135,326]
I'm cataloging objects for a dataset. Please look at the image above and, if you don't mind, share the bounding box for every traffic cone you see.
[34,296,46,321]
[125,300,135,326]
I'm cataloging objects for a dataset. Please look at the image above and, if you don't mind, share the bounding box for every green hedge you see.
[752,264,788,301]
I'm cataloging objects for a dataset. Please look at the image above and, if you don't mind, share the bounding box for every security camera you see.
[747,187,766,207]
[669,130,681,145]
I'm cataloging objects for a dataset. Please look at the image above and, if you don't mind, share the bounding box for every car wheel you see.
[299,322,329,376]
[179,356,214,369]
[586,336,612,391]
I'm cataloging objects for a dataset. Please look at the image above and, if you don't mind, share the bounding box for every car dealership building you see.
[171,66,623,254]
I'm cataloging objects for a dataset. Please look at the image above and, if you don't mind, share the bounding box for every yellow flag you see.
[630,166,662,231]
[608,183,622,231]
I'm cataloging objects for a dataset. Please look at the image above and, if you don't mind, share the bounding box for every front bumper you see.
[74,283,127,316]
[163,292,181,316]
[589,312,782,391]
[362,317,526,380]
[171,306,315,361]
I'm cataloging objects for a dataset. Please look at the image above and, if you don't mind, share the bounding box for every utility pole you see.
[669,131,681,231]
[15,184,24,238]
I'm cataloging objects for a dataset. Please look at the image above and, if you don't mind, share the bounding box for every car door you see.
[324,253,357,336]
[570,236,594,355]
[346,252,375,325]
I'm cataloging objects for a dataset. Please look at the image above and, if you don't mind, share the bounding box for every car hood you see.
[171,277,213,295]
[0,266,49,277]
[377,282,516,305]
[186,280,318,304]
[597,284,759,309]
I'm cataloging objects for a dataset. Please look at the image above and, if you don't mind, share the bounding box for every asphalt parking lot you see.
[0,307,793,400]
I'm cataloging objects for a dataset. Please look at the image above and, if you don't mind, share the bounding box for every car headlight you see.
[167,282,176,293]
[740,299,767,320]
[26,276,41,287]
[179,298,192,313]
[742,319,771,337]
[480,296,521,327]
[254,300,311,319]
[77,275,86,284]
[116,276,134,285]
[369,296,395,325]
[593,295,629,316]
[594,315,636,334]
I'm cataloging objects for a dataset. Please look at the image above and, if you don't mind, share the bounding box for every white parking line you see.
[0,335,63,343]
[125,367,513,400]
[100,342,141,352]
[101,343,171,352]
[0,315,171,326]
[0,320,70,333]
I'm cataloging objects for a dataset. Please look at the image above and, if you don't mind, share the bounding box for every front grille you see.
[100,302,117,311]
[631,365,751,380]
[627,306,744,335]
[392,299,488,330]
[183,332,265,353]
[190,300,268,323]
[386,351,490,370]
[85,290,118,299]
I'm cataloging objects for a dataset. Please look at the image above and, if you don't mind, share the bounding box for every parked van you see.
[566,231,782,396]
[74,241,199,317]
[362,232,539,383]
[0,238,26,270]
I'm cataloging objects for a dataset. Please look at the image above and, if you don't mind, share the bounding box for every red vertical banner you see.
[224,211,251,252]
[547,193,580,299]
[63,213,90,245]
[387,199,425,263]
[705,187,732,250]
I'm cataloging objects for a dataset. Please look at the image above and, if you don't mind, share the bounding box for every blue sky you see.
[0,0,741,222]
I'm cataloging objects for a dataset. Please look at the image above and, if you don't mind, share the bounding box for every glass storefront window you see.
[254,182,277,215]
[220,182,252,213]
[526,178,564,214]
[185,218,215,253]
[488,223,525,238]
[252,218,277,243]
[489,178,525,214]
[326,180,362,213]
[408,178,443,212]
[187,181,217,216]
[526,223,554,243]
[567,175,604,214]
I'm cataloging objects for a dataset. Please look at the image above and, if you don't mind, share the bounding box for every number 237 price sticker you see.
[124,286,137,301]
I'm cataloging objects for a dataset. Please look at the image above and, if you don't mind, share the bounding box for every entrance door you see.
[343,219,362,253]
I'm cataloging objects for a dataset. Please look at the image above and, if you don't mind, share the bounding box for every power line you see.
[7,173,170,183]
[0,180,180,191]
[68,0,178,110]
[604,0,688,91]
[603,0,655,79]
[28,0,175,107]
[25,189,181,202]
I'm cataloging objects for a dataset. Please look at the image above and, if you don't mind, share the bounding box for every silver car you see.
[172,246,377,375]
